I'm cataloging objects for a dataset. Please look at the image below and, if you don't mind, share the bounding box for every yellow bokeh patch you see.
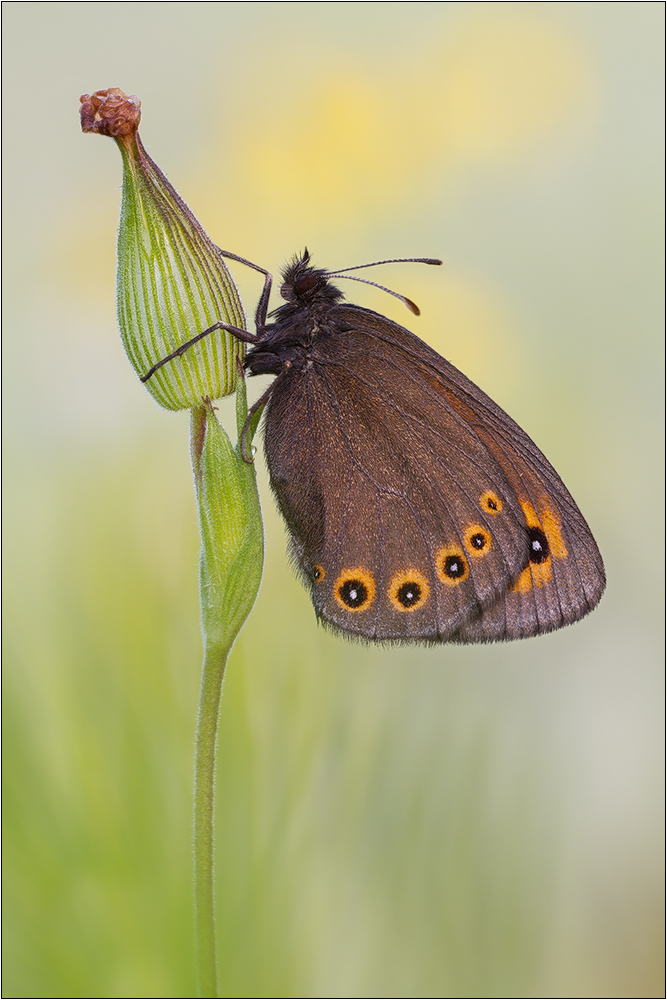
[437,15,595,164]
[189,10,596,241]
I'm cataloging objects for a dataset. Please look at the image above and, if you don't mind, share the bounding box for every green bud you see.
[191,386,264,654]
[80,88,245,410]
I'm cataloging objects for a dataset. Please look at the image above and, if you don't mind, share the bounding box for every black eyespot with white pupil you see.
[339,578,368,608]
[397,581,421,608]
[444,554,467,578]
[528,527,550,564]
[470,532,487,550]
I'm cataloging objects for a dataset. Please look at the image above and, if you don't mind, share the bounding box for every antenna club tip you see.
[405,298,420,315]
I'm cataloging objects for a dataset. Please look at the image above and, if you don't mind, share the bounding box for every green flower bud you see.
[191,389,264,654]
[80,88,245,410]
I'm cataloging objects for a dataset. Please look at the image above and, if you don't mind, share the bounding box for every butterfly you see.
[143,249,605,643]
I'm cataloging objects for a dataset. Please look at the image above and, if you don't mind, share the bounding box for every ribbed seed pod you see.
[81,88,245,409]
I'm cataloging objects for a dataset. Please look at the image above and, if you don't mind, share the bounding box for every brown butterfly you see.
[143,249,605,643]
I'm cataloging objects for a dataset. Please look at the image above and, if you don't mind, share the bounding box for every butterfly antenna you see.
[328,257,442,273]
[330,274,422,314]
[326,258,442,315]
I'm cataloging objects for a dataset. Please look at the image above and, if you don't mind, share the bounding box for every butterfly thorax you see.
[244,310,340,377]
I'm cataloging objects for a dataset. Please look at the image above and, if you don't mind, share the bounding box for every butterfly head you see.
[278,250,344,311]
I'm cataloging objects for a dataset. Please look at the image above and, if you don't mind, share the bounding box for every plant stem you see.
[193,638,230,998]
[189,394,263,998]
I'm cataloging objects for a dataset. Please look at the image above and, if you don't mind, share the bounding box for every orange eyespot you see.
[510,497,568,594]
[312,564,326,582]
[518,499,568,560]
[388,570,430,612]
[464,524,492,557]
[334,567,376,612]
[480,490,503,515]
[436,545,469,585]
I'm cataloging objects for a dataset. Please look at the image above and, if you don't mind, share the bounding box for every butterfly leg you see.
[140,319,259,383]
[213,246,274,331]
[240,383,274,463]
[141,248,276,384]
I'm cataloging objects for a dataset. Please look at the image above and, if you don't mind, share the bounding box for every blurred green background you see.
[3,3,663,997]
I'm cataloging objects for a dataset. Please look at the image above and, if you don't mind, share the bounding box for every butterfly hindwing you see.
[263,317,565,641]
